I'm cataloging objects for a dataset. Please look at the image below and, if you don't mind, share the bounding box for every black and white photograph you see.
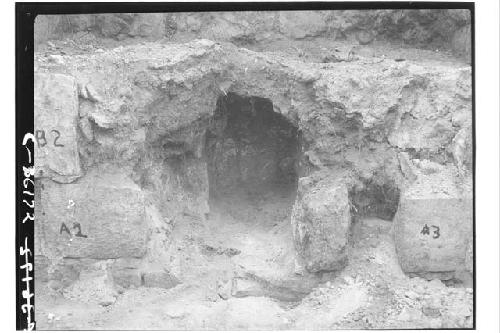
[10,1,498,331]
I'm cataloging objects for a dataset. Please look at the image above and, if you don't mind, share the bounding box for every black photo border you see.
[15,2,475,330]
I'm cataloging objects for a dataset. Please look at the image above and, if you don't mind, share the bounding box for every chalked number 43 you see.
[421,224,440,239]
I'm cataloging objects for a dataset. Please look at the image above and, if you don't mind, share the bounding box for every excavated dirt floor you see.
[36,173,472,329]
[36,211,473,329]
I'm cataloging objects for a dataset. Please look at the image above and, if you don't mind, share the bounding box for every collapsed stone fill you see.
[349,178,401,221]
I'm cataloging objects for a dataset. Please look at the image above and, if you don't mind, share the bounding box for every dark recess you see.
[205,93,300,200]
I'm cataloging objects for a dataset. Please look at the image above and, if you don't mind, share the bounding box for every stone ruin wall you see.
[34,11,473,293]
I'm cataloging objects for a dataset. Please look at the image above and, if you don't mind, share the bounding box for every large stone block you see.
[291,175,351,272]
[35,168,148,260]
[394,171,473,277]
[142,270,181,289]
[231,277,265,298]
[110,258,143,288]
[62,264,117,306]
[34,73,81,182]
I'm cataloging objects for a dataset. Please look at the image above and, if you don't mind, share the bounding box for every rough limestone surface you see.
[62,263,117,306]
[34,73,82,182]
[464,238,473,274]
[33,13,474,329]
[291,174,351,273]
[34,10,471,58]
[142,270,181,289]
[34,33,472,299]
[35,39,472,271]
[35,166,148,260]
[110,258,143,288]
[231,277,265,298]
[394,168,473,277]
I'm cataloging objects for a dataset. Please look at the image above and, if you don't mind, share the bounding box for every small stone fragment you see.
[48,54,65,65]
[85,84,103,103]
[79,117,94,141]
[142,270,181,289]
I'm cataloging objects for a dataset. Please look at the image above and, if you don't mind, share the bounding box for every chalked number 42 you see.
[421,224,440,239]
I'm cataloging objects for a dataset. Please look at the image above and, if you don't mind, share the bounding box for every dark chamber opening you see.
[205,93,299,203]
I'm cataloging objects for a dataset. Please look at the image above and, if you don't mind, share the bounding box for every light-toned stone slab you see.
[35,168,148,259]
[394,171,473,276]
[291,175,351,272]
[34,73,81,181]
